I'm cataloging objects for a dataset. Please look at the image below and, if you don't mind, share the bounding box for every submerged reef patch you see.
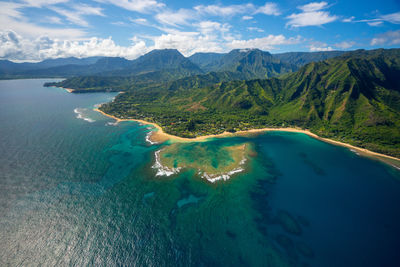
[152,141,253,182]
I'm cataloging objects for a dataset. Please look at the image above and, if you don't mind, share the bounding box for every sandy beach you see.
[64,88,75,93]
[48,85,75,93]
[94,108,400,169]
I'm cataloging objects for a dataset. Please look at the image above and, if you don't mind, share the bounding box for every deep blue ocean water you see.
[1,79,400,266]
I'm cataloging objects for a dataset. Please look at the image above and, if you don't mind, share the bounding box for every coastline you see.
[49,85,75,93]
[64,88,75,93]
[94,108,400,169]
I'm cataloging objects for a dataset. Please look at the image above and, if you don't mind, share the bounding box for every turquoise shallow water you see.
[1,79,400,266]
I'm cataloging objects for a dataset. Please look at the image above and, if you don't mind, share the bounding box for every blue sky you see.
[0,0,399,61]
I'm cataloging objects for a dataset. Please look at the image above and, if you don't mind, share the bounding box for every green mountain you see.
[273,51,345,67]
[203,48,297,78]
[49,48,298,91]
[188,52,225,70]
[2,49,202,79]
[100,48,400,157]
[0,57,103,78]
[127,49,202,75]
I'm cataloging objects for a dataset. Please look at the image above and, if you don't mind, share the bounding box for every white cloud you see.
[22,0,69,8]
[50,4,105,27]
[0,3,86,40]
[299,2,329,12]
[342,16,355,23]
[256,2,280,16]
[194,3,255,17]
[367,21,383,27]
[94,0,164,13]
[228,35,301,50]
[380,12,400,24]
[50,7,87,27]
[247,27,264,32]
[75,4,105,16]
[242,15,253,20]
[371,30,400,46]
[150,31,224,56]
[309,44,334,51]
[155,9,195,26]
[343,12,400,27]
[334,41,355,49]
[43,16,63,24]
[287,11,337,27]
[131,18,148,24]
[0,2,24,19]
[286,1,337,28]
[0,30,148,61]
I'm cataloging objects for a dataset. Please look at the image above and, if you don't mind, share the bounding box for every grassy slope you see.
[100,49,400,157]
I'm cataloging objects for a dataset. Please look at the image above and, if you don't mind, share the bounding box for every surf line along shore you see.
[94,108,400,170]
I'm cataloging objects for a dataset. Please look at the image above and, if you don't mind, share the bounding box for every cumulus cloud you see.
[299,2,329,12]
[308,41,335,51]
[371,30,400,46]
[0,30,148,61]
[151,32,224,56]
[94,0,164,13]
[334,41,355,49]
[256,2,280,16]
[286,1,337,28]
[227,35,301,50]
[309,44,334,51]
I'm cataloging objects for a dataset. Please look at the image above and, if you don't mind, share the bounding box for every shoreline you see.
[94,108,400,169]
[64,88,75,93]
[49,85,75,93]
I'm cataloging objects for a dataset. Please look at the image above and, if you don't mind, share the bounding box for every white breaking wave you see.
[153,149,247,183]
[145,131,158,145]
[152,149,181,176]
[74,108,95,123]
[200,167,245,183]
[105,121,119,126]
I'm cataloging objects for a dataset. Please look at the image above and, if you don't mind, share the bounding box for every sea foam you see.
[152,149,181,176]
[153,149,247,183]
[145,131,158,145]
[105,121,119,126]
[74,108,95,123]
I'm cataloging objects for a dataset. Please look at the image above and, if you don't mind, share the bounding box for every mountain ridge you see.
[99,48,400,157]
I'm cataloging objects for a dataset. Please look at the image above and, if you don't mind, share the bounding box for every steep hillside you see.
[188,52,225,70]
[100,49,400,157]
[273,51,345,67]
[206,49,297,78]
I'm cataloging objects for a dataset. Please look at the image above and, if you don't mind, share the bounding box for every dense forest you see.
[9,47,393,157]
[97,49,400,157]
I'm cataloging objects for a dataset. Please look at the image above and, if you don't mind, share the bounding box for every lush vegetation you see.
[272,51,345,67]
[44,48,299,92]
[1,49,202,79]
[99,48,400,157]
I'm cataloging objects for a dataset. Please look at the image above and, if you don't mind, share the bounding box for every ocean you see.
[1,79,399,266]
